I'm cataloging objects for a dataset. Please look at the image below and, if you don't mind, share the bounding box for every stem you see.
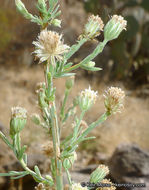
[44,62,63,190]
[72,111,85,143]
[52,100,63,190]
[20,159,36,176]
[66,169,72,187]
[65,38,87,61]
[60,89,70,121]
[65,39,108,73]
[73,112,110,146]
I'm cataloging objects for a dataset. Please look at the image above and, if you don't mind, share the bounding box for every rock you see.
[108,144,149,190]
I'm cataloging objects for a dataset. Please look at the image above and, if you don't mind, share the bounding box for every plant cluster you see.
[0,0,126,189]
[84,0,149,85]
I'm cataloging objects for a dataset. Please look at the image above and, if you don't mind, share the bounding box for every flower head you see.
[79,86,98,111]
[42,141,54,157]
[103,87,125,114]
[33,30,70,64]
[35,183,45,190]
[90,164,109,184]
[72,183,88,190]
[63,151,77,169]
[11,107,27,119]
[84,14,104,38]
[104,15,127,41]
[10,107,27,138]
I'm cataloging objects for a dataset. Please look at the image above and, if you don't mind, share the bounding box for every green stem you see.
[65,38,87,61]
[20,159,36,176]
[60,89,70,121]
[66,169,72,187]
[69,111,85,147]
[0,131,14,150]
[73,112,110,146]
[65,39,108,73]
[45,61,63,190]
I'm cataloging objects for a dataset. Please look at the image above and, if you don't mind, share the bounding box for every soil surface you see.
[0,65,149,156]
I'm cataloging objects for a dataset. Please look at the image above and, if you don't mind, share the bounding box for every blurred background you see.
[0,0,149,189]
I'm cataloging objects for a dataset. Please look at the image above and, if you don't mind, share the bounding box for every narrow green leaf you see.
[11,173,28,179]
[54,72,76,78]
[0,131,13,150]
[23,153,27,165]
[34,165,42,177]
[80,65,102,71]
[64,62,73,69]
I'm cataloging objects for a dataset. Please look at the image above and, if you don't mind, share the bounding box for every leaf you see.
[23,153,27,165]
[0,131,13,150]
[82,136,96,142]
[54,72,76,78]
[63,62,73,70]
[11,174,28,179]
[34,166,42,177]
[80,65,102,72]
[18,145,27,160]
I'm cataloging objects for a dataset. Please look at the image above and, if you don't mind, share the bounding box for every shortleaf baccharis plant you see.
[0,1,127,190]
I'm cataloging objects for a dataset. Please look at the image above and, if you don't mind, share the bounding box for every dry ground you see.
[0,65,149,157]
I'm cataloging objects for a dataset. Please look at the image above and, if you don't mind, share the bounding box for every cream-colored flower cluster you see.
[104,87,125,114]
[11,107,27,119]
[80,86,98,104]
[33,30,70,64]
[84,14,104,38]
[79,86,98,111]
[112,15,127,30]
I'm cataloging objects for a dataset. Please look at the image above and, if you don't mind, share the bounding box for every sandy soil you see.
[0,65,149,157]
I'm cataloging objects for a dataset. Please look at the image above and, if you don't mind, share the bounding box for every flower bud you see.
[104,15,127,41]
[90,165,109,183]
[65,76,75,90]
[10,107,27,138]
[103,87,125,114]
[84,15,104,38]
[42,141,54,157]
[86,61,96,68]
[36,82,46,93]
[15,0,33,20]
[63,152,77,169]
[52,19,62,27]
[79,86,98,111]
[37,90,48,108]
[35,183,45,190]
[31,114,41,125]
[45,175,54,185]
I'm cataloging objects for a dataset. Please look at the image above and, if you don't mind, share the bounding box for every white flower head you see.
[79,86,98,111]
[104,14,127,41]
[11,107,27,119]
[103,87,125,114]
[33,29,70,64]
[72,183,88,190]
[112,15,127,30]
[84,14,104,38]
